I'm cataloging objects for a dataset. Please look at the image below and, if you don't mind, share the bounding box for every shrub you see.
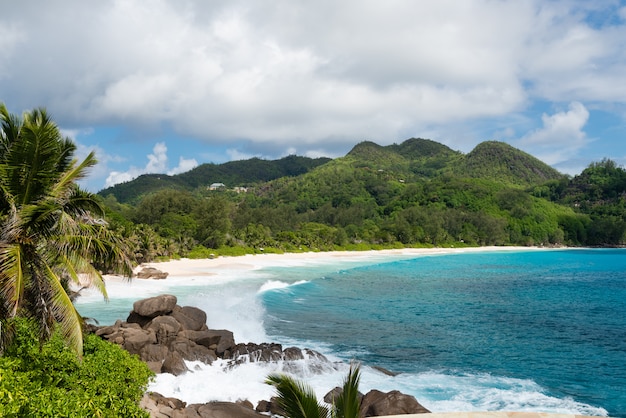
[0,319,153,417]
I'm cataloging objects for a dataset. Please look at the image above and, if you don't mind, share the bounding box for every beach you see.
[75,245,619,416]
[134,246,545,279]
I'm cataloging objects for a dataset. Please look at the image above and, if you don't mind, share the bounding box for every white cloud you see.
[145,142,168,173]
[1,0,626,171]
[518,102,590,165]
[0,1,566,144]
[168,156,198,175]
[226,148,257,162]
[105,142,196,188]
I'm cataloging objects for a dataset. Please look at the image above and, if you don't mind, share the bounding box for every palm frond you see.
[0,241,26,317]
[331,363,362,418]
[0,103,22,153]
[51,152,98,198]
[266,373,328,418]
[43,262,84,356]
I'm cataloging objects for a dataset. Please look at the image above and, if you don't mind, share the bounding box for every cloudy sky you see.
[2,0,626,191]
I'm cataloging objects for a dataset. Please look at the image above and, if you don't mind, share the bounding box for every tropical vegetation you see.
[0,105,149,416]
[99,139,626,263]
[266,363,362,418]
[0,318,152,417]
[0,103,133,355]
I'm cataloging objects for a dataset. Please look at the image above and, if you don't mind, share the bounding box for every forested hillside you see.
[98,138,626,263]
[98,155,332,204]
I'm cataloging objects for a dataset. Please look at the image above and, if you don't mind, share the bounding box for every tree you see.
[0,104,132,356]
[266,363,361,418]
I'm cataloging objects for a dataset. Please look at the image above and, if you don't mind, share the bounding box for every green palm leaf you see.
[266,373,329,418]
[331,363,361,418]
[0,103,132,356]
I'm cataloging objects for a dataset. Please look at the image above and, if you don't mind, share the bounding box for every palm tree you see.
[0,103,132,356]
[266,363,362,418]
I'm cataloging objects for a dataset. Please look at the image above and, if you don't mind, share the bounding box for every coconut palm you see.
[0,103,132,356]
[266,363,362,418]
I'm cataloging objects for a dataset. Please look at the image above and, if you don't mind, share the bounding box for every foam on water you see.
[258,279,310,293]
[148,357,608,416]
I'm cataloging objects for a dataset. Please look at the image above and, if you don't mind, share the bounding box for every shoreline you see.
[135,245,554,279]
[87,245,614,417]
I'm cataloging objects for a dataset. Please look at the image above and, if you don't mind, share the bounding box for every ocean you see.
[75,249,626,417]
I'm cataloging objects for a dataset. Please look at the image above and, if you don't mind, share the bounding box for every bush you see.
[0,319,153,417]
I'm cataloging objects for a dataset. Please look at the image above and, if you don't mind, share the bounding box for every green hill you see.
[98,155,331,204]
[454,141,564,186]
[99,137,626,263]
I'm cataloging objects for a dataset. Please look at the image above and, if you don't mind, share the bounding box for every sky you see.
[2,0,626,192]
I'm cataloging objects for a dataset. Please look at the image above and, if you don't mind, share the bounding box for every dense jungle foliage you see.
[0,318,152,417]
[98,138,626,263]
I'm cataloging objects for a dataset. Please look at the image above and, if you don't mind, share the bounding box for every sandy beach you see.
[136,246,547,279]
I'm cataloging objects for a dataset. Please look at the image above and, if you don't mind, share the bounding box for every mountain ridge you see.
[98,138,564,203]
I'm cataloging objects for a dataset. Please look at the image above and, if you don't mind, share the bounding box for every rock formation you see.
[91,294,430,417]
[136,266,169,279]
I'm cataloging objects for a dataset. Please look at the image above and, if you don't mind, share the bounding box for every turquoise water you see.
[77,249,626,416]
[260,249,626,417]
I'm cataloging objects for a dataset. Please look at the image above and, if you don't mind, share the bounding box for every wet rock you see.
[169,337,217,363]
[207,329,235,356]
[162,351,189,376]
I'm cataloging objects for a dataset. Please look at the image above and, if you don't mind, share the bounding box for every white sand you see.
[134,246,548,279]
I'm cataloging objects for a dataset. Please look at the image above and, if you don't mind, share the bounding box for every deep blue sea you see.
[77,249,626,416]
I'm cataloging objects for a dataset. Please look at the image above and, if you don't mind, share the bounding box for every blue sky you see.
[2,0,626,192]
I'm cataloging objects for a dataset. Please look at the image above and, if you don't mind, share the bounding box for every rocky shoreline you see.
[89,294,430,417]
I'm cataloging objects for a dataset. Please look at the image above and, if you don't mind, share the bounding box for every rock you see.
[193,402,265,417]
[204,329,235,356]
[230,343,284,362]
[255,400,270,413]
[139,343,169,362]
[145,361,163,374]
[236,399,254,410]
[172,305,207,331]
[360,389,430,416]
[146,315,183,345]
[142,392,188,417]
[283,346,305,361]
[133,294,178,318]
[126,311,152,328]
[323,386,364,404]
[122,328,157,355]
[373,366,400,376]
[162,351,189,376]
[142,394,273,418]
[95,320,122,337]
[136,266,169,279]
[178,329,212,344]
[169,337,218,363]
[148,392,187,410]
[269,396,287,417]
[303,348,334,373]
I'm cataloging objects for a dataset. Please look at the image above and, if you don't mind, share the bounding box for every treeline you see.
[100,152,626,264]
